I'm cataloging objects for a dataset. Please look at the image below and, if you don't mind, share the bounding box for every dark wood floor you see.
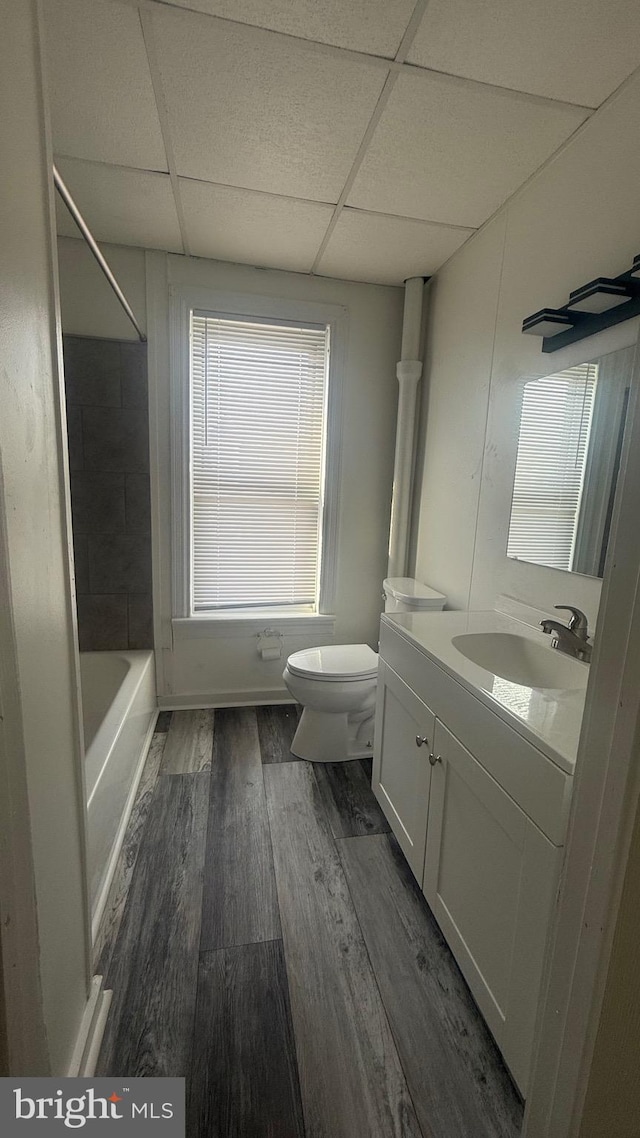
[96,706,523,1138]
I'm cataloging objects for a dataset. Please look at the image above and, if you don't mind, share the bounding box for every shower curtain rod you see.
[53,163,147,343]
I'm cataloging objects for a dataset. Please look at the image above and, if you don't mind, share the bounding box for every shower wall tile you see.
[120,342,149,409]
[64,337,122,407]
[77,594,129,652]
[82,406,150,473]
[64,335,153,651]
[73,534,90,595]
[125,473,152,534]
[89,534,152,594]
[71,472,126,534]
[67,406,84,472]
[128,594,154,650]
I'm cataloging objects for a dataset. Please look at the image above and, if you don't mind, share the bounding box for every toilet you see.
[382,576,448,614]
[283,578,447,763]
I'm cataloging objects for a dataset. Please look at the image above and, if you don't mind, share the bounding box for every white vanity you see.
[372,605,588,1095]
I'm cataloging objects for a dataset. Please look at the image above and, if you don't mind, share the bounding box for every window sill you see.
[172,612,336,641]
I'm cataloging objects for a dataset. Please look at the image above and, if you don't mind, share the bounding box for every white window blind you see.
[190,311,329,612]
[507,362,598,571]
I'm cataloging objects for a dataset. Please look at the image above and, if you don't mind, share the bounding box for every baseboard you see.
[157,689,296,710]
[67,976,113,1076]
[91,709,158,948]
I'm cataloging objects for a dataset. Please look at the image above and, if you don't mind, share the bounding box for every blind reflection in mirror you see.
[507,346,633,578]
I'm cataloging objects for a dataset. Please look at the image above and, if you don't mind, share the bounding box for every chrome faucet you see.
[540,605,592,662]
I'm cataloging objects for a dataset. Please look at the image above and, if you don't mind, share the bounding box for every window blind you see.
[507,362,598,571]
[190,311,329,612]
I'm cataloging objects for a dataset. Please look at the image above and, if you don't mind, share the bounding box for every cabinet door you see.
[372,661,436,882]
[424,720,561,1095]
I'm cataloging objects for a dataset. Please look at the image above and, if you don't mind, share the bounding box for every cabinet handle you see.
[428,753,442,766]
[415,735,429,748]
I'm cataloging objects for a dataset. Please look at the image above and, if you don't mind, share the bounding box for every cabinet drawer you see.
[424,720,561,1094]
[372,660,435,882]
[380,621,572,845]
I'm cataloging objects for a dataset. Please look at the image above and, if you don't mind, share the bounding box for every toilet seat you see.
[287,643,378,682]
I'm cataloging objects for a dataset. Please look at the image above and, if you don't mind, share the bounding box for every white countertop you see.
[381,610,588,773]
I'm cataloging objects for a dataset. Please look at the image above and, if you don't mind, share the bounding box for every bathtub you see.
[80,650,157,940]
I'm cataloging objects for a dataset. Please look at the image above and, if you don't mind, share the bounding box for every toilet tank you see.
[383,577,447,614]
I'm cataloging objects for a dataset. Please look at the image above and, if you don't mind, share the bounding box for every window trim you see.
[169,285,347,623]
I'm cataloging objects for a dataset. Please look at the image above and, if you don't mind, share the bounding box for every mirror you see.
[507,345,633,577]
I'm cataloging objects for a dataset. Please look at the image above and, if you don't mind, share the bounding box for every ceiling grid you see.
[139,6,191,254]
[310,0,430,274]
[44,0,640,285]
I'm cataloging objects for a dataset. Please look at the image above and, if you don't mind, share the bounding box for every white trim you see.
[172,613,335,641]
[66,976,112,1077]
[158,689,296,710]
[90,711,158,947]
[168,284,347,621]
[318,304,346,615]
[523,327,640,1136]
[0,475,49,1073]
[146,249,172,695]
[169,286,192,618]
[81,988,113,1077]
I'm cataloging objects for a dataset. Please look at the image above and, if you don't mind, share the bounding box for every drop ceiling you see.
[44,0,640,286]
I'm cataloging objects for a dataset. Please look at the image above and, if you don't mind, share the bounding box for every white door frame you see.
[524,328,640,1136]
[0,477,49,1074]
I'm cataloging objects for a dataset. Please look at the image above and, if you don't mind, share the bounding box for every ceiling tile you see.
[316,209,474,285]
[179,179,333,271]
[408,0,640,108]
[43,0,167,170]
[162,0,416,57]
[348,71,589,228]
[151,7,387,201]
[55,158,183,252]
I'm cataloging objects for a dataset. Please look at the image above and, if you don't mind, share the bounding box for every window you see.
[189,311,330,613]
[507,362,598,571]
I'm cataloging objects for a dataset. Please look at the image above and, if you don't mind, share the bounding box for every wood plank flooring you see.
[98,771,210,1076]
[339,833,524,1138]
[313,757,390,838]
[97,705,523,1137]
[94,729,167,975]
[189,940,305,1137]
[265,761,421,1138]
[200,707,281,951]
[160,708,214,774]
[256,703,299,762]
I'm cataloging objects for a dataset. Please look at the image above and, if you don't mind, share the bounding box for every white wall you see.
[57,240,404,702]
[57,236,146,341]
[0,0,90,1073]
[151,254,403,703]
[413,69,640,631]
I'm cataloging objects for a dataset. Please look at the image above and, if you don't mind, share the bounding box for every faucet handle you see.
[554,605,589,636]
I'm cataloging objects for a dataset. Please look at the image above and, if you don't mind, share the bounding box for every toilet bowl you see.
[284,579,447,763]
[283,644,378,763]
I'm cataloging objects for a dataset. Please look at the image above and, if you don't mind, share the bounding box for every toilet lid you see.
[383,577,447,608]
[287,644,378,681]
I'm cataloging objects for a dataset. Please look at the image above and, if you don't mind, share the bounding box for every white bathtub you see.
[80,650,157,940]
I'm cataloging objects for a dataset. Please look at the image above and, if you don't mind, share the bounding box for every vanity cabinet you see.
[372,622,573,1095]
[373,661,435,880]
[423,719,561,1092]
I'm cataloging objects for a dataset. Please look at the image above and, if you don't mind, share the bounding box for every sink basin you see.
[451,632,588,689]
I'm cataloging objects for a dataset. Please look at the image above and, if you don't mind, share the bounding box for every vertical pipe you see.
[388,277,425,578]
[400,275,424,361]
